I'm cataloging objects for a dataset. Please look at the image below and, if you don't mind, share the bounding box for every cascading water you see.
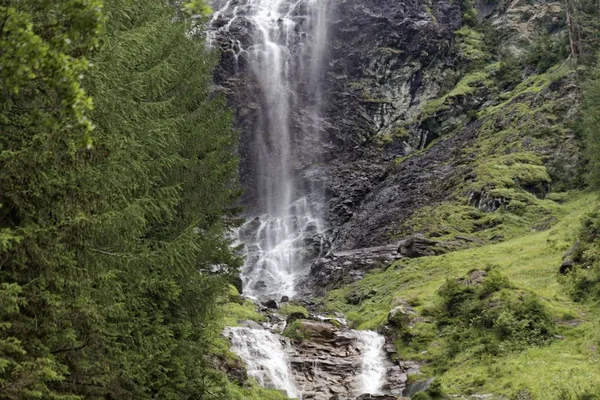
[355,330,387,395]
[209,0,392,397]
[225,327,298,398]
[209,0,328,300]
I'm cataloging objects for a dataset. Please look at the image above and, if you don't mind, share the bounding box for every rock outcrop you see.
[397,234,462,258]
[286,322,414,399]
[559,241,581,274]
[298,243,400,297]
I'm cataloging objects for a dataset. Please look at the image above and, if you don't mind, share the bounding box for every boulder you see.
[231,275,243,295]
[262,299,278,309]
[296,320,336,339]
[466,269,487,285]
[387,304,416,328]
[398,234,459,258]
[559,241,581,274]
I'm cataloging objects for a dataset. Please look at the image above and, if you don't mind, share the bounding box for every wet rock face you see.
[320,0,463,240]
[331,122,479,250]
[326,0,461,148]
[212,0,462,217]
[285,322,414,400]
[297,243,400,297]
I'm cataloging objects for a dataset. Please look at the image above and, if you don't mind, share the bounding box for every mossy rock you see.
[279,303,309,321]
[387,304,416,329]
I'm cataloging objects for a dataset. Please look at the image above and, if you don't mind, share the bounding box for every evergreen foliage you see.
[567,211,600,301]
[1,0,242,398]
[582,55,600,190]
[0,1,103,397]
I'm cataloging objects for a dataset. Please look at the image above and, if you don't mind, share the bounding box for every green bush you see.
[412,392,431,400]
[436,271,555,359]
[461,0,478,27]
[553,386,600,400]
[279,303,309,319]
[493,54,523,91]
[283,320,312,342]
[565,212,600,301]
[524,32,569,73]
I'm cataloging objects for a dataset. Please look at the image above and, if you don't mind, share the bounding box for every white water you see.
[225,327,299,398]
[238,198,325,300]
[210,0,328,300]
[210,1,389,398]
[356,330,387,395]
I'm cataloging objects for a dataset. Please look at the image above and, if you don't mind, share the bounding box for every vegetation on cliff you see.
[3,0,600,398]
[324,195,600,398]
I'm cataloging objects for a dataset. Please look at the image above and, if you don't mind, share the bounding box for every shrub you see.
[436,271,555,358]
[565,212,600,301]
[283,320,312,342]
[524,32,569,73]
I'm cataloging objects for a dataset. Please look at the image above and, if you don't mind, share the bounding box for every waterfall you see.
[225,327,299,398]
[209,0,329,300]
[356,330,387,395]
[209,1,392,398]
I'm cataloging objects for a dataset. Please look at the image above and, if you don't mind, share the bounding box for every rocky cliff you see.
[215,0,580,254]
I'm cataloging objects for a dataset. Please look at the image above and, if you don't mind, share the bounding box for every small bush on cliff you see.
[460,0,478,27]
[279,303,310,319]
[524,32,570,73]
[283,320,312,342]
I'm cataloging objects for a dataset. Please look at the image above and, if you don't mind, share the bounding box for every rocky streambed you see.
[224,299,419,400]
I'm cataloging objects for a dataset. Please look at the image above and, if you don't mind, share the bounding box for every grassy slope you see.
[324,193,600,398]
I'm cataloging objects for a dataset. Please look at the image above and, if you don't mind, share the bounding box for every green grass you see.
[324,194,600,397]
[422,70,491,116]
[279,303,309,318]
[226,381,291,400]
[220,285,265,327]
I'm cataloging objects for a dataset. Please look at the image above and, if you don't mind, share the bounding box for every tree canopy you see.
[0,0,242,398]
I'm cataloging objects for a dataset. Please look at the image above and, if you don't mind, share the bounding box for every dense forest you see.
[2,0,600,399]
[0,0,274,398]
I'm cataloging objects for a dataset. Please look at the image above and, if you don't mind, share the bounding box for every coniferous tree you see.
[1,0,241,398]
[582,55,600,189]
[69,0,242,396]
[0,1,102,398]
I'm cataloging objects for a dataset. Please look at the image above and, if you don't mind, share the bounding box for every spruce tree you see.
[1,0,241,398]
[582,56,600,189]
[0,1,102,398]
[71,0,241,396]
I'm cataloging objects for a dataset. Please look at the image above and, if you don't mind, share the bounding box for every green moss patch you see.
[278,303,309,319]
